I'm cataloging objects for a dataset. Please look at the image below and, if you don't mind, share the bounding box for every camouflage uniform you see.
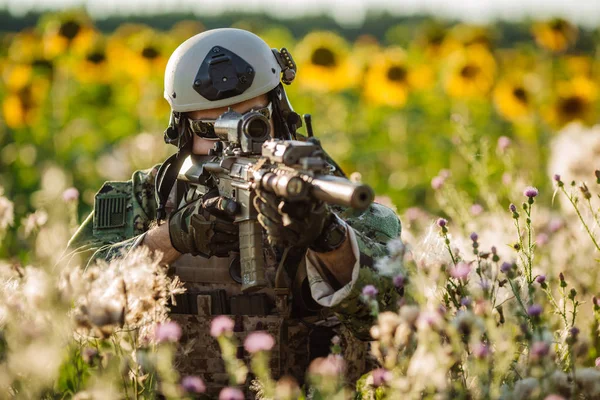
[68,163,402,396]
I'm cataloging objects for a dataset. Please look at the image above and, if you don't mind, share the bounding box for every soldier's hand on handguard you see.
[168,191,239,258]
[254,189,342,250]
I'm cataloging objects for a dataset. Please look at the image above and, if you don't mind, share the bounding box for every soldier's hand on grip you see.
[253,189,329,248]
[169,191,239,258]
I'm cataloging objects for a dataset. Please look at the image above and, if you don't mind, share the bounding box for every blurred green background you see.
[1,9,599,258]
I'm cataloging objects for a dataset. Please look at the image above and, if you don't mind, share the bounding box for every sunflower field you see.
[2,9,600,400]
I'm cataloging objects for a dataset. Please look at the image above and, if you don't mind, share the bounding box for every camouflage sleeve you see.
[66,165,161,268]
[305,203,403,340]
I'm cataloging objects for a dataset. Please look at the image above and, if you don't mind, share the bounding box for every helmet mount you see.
[193,46,255,101]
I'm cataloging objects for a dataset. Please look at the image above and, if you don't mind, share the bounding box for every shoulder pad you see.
[93,181,133,242]
[337,203,401,244]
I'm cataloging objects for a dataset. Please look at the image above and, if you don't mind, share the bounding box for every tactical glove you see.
[169,192,239,258]
[253,189,332,249]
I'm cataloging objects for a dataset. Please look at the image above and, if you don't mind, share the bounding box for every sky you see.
[2,0,600,28]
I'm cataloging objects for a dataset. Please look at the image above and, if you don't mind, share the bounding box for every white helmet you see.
[164,28,295,112]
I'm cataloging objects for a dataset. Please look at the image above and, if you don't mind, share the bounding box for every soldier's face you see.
[188,94,272,155]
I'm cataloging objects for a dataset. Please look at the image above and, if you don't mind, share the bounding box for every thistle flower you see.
[449,262,471,280]
[530,341,550,359]
[431,176,445,190]
[554,174,561,182]
[527,304,543,317]
[473,342,490,359]
[500,262,513,273]
[154,321,182,343]
[181,376,206,394]
[362,285,378,299]
[536,275,546,284]
[370,368,392,387]
[62,187,80,202]
[243,331,275,354]
[219,387,244,400]
[470,232,478,242]
[470,203,484,216]
[497,136,512,152]
[437,218,448,228]
[509,203,517,213]
[393,274,406,288]
[210,315,235,338]
[524,186,539,198]
[308,354,345,377]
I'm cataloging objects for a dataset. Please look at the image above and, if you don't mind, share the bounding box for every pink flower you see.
[62,187,80,202]
[473,342,490,359]
[595,357,600,369]
[370,368,392,387]
[497,136,512,152]
[181,376,206,394]
[431,176,445,190]
[308,354,345,377]
[244,331,275,353]
[536,233,549,246]
[450,262,471,280]
[470,204,483,216]
[210,315,235,338]
[362,285,378,299]
[524,186,539,198]
[154,321,182,343]
[219,387,244,400]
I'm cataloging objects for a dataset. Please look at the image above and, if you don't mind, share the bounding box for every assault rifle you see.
[177,108,374,293]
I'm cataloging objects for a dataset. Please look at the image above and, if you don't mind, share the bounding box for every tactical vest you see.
[165,187,369,397]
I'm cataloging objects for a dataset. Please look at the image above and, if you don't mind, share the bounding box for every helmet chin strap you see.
[156,112,192,221]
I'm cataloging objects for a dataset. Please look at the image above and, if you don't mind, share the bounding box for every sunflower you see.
[443,45,496,99]
[73,36,112,84]
[363,48,411,107]
[294,31,360,92]
[106,25,168,81]
[450,24,494,49]
[2,78,50,129]
[41,12,97,59]
[414,23,461,59]
[564,55,593,78]
[493,78,535,122]
[532,18,578,53]
[546,77,598,128]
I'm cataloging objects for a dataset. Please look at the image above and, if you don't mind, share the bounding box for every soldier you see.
[68,28,403,395]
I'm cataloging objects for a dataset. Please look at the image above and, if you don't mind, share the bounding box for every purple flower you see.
[210,315,235,338]
[181,376,206,394]
[524,186,539,198]
[473,342,490,359]
[436,218,448,228]
[553,174,561,182]
[393,274,405,288]
[362,285,378,299]
[509,203,517,213]
[461,297,472,307]
[244,331,275,354]
[62,187,80,202]
[449,262,471,280]
[530,341,550,359]
[219,387,244,400]
[491,246,497,254]
[431,176,445,190]
[154,321,182,343]
[497,136,512,152]
[527,304,543,317]
[470,204,484,216]
[536,275,546,284]
[500,262,513,273]
[370,368,392,387]
[470,232,478,242]
[569,327,580,337]
[548,218,564,233]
